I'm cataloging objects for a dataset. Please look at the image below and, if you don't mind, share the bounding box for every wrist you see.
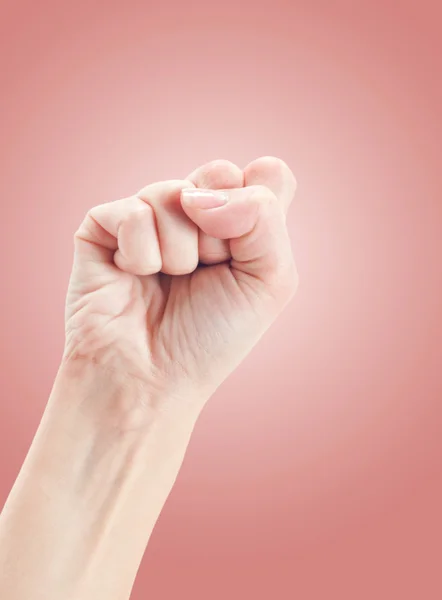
[29,357,201,507]
[1,357,202,600]
[50,355,206,437]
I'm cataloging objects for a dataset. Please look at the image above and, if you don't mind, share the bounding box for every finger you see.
[74,180,198,277]
[186,159,243,265]
[181,186,298,300]
[114,202,162,274]
[186,159,243,189]
[243,156,297,215]
[137,179,199,275]
[74,195,162,275]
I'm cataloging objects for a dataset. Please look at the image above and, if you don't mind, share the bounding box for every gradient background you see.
[1,1,441,598]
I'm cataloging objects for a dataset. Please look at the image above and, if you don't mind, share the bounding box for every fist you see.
[64,157,298,411]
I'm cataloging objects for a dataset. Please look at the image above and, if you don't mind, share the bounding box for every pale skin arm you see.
[0,157,298,600]
[0,363,201,600]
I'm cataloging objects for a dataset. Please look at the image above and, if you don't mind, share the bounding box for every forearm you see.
[0,360,200,600]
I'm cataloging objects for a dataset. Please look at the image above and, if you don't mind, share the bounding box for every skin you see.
[0,156,298,600]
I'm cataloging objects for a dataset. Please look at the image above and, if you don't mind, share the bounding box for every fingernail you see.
[181,188,229,209]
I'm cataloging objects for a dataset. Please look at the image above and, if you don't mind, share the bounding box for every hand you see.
[64,157,298,418]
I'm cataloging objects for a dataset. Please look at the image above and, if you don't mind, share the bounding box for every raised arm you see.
[0,157,298,600]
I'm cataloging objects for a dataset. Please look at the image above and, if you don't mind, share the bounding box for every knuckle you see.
[125,202,153,222]
[246,156,298,192]
[86,203,105,220]
[208,158,236,171]
[200,160,242,187]
[175,178,194,190]
[73,206,99,240]
[207,159,241,177]
[137,180,193,202]
[187,160,242,193]
[255,155,286,170]
[251,184,278,204]
[248,155,290,176]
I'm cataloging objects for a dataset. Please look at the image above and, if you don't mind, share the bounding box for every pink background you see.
[1,1,441,598]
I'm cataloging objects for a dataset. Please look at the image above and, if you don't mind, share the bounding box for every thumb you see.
[181,185,298,298]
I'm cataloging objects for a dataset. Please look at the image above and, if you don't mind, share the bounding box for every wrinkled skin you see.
[64,157,298,411]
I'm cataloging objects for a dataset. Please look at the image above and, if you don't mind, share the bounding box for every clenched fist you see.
[64,157,298,421]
